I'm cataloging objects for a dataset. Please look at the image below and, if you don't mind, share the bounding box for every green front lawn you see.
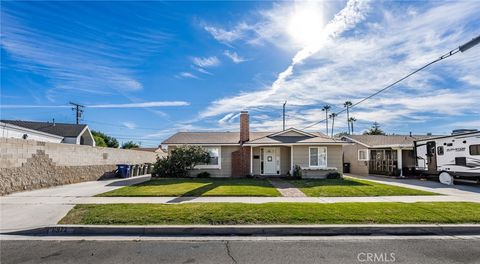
[97,178,281,197]
[290,177,438,197]
[60,202,480,225]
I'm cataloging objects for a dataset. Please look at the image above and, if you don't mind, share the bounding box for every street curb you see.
[5,224,480,236]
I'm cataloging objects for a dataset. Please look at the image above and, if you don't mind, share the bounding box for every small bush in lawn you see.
[292,165,302,179]
[197,172,211,178]
[326,171,343,179]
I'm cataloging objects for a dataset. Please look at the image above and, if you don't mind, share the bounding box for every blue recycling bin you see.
[116,164,131,178]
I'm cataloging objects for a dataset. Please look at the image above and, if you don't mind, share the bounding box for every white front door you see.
[263,147,278,174]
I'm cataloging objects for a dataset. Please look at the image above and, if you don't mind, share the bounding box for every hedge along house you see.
[161,111,347,178]
[341,135,434,177]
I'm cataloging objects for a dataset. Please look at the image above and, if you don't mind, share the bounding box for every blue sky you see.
[1,1,479,146]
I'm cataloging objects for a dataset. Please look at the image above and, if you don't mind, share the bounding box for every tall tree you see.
[91,130,119,148]
[330,113,337,137]
[348,117,357,134]
[122,141,140,149]
[363,122,386,135]
[344,101,353,134]
[321,105,331,135]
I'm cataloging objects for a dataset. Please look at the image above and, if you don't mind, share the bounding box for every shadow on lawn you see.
[166,182,218,203]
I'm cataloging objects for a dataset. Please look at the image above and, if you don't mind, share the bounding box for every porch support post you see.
[396,148,403,177]
[250,146,253,175]
[290,145,294,174]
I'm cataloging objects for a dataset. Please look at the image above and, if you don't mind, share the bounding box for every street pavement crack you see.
[225,240,238,264]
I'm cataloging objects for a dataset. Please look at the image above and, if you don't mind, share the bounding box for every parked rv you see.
[414,131,480,185]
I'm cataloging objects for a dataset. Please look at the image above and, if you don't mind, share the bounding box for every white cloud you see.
[0,101,190,109]
[89,101,190,108]
[1,7,171,99]
[122,122,137,129]
[192,56,220,68]
[223,50,247,63]
[197,0,480,133]
[177,72,200,79]
[204,23,252,43]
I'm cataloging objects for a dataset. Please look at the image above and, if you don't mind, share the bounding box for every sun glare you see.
[287,5,325,46]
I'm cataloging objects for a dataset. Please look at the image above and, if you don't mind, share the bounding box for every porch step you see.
[269,179,307,197]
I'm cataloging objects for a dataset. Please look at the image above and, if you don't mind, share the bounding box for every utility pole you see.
[69,102,84,124]
[282,101,287,131]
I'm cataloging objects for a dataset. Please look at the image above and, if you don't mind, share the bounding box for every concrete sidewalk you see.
[66,194,480,204]
[0,175,150,232]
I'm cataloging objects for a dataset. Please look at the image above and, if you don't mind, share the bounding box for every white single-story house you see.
[162,111,347,178]
[1,120,95,146]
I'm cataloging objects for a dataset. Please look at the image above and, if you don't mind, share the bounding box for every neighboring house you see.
[162,111,347,178]
[0,120,95,146]
[341,134,435,177]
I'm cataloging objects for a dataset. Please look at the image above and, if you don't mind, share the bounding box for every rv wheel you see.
[439,172,454,185]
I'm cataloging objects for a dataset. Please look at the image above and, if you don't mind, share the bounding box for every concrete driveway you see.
[0,176,150,232]
[346,174,480,197]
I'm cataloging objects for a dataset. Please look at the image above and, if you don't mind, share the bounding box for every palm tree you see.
[344,101,352,134]
[321,105,331,135]
[330,113,337,137]
[348,117,356,134]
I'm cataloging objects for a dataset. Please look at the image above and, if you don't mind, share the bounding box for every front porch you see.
[248,145,341,178]
[368,148,416,177]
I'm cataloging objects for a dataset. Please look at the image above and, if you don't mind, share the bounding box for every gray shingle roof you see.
[246,132,343,144]
[342,135,435,148]
[162,131,342,145]
[1,120,88,137]
[162,132,271,145]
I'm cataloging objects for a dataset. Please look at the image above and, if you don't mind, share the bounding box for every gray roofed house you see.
[162,112,347,178]
[341,134,438,177]
[1,120,95,146]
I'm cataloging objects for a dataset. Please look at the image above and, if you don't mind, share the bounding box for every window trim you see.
[309,146,327,168]
[437,146,444,156]
[195,146,222,169]
[358,149,370,161]
[470,144,480,156]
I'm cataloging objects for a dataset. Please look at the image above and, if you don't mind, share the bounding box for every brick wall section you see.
[0,138,160,195]
[231,146,251,177]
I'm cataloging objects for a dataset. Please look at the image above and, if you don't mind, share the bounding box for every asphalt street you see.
[1,237,480,264]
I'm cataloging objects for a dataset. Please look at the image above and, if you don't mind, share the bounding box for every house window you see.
[437,146,444,156]
[196,146,221,168]
[358,149,369,161]
[470,144,480,156]
[309,147,327,167]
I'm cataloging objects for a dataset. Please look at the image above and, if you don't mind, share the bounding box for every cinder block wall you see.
[0,138,160,195]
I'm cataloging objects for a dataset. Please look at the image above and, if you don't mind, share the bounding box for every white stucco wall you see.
[0,122,63,143]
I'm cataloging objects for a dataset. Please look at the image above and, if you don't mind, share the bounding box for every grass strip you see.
[59,202,480,225]
[97,178,281,197]
[289,178,438,197]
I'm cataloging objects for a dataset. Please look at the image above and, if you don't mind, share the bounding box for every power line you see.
[302,35,480,130]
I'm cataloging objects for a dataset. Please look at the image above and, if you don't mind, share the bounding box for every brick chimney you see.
[239,111,249,143]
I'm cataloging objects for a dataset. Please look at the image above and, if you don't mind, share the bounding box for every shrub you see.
[292,165,302,179]
[326,171,343,179]
[152,145,210,178]
[197,172,211,178]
